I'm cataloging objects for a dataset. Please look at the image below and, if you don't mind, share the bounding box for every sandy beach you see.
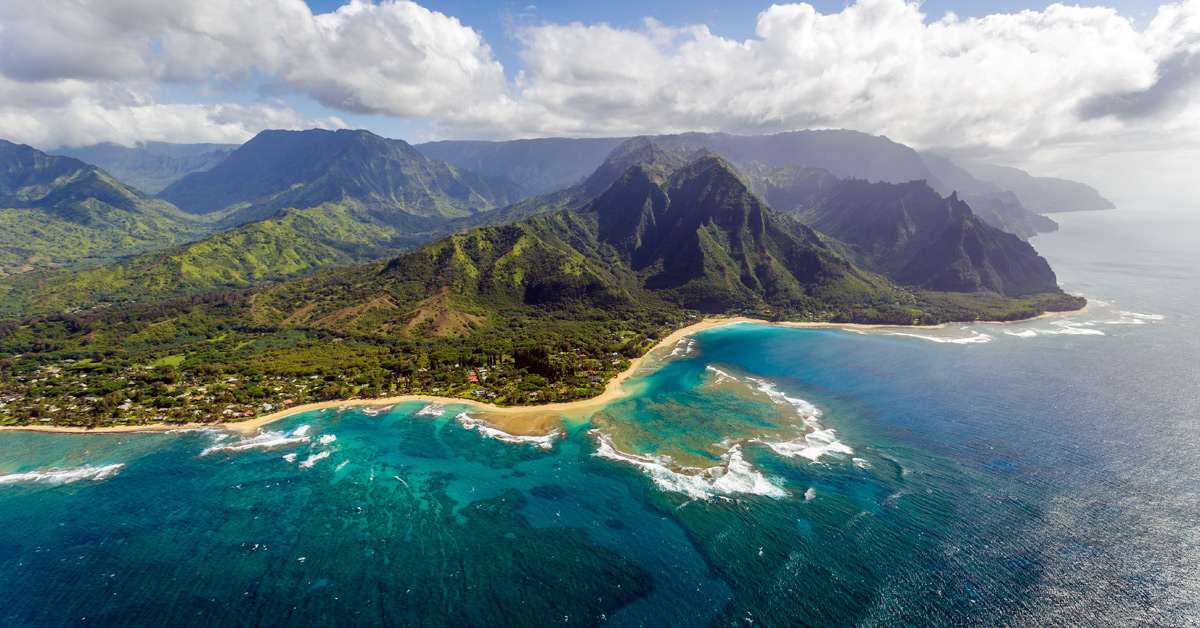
[0,306,1089,437]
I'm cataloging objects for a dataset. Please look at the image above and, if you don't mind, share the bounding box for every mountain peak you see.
[158,127,522,224]
[580,136,688,196]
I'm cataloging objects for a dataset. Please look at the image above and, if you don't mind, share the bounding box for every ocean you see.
[1,205,1197,627]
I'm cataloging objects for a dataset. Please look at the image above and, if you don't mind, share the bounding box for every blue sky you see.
[1,0,1196,201]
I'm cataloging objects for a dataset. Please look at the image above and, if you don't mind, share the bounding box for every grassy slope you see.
[0,200,450,312]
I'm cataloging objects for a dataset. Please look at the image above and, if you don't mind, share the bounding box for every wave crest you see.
[0,463,125,485]
[592,431,786,501]
[456,413,561,450]
[201,425,312,456]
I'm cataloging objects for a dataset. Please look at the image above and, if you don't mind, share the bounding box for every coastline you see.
[0,306,1090,437]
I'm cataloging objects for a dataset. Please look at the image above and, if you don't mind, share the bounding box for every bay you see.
[1,205,1197,627]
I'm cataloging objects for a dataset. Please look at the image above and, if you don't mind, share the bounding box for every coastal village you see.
[0,340,637,429]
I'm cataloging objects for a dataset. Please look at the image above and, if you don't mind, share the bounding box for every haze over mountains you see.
[159,129,527,228]
[52,142,236,195]
[0,140,212,276]
[0,127,1108,323]
[0,124,1093,428]
[419,130,1109,239]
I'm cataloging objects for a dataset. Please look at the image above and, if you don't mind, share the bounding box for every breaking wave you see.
[299,452,330,469]
[455,412,561,450]
[758,428,854,462]
[591,431,786,501]
[878,330,995,344]
[669,336,699,358]
[415,403,445,417]
[709,366,854,463]
[201,425,312,456]
[0,464,125,485]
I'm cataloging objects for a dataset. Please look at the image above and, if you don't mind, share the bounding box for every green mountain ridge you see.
[918,152,1059,238]
[0,131,534,313]
[0,154,1084,428]
[160,128,528,227]
[0,140,212,277]
[257,155,1075,335]
[797,180,1059,296]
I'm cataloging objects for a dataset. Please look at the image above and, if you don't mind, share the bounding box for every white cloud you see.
[502,1,1200,153]
[0,0,508,147]
[1,0,1199,200]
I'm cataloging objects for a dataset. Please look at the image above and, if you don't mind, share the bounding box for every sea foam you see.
[0,463,125,485]
[759,428,854,462]
[415,403,445,417]
[669,336,699,358]
[591,431,786,501]
[878,330,995,344]
[298,452,330,469]
[201,425,312,456]
[455,412,561,450]
[710,366,855,463]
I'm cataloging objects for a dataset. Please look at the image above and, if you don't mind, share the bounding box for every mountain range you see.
[52,141,236,195]
[419,130,1109,240]
[0,130,1090,425]
[254,150,1077,341]
[159,129,527,228]
[0,130,532,312]
[0,140,212,278]
[0,128,1101,320]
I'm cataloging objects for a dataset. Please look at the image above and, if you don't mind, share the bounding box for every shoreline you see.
[0,306,1090,436]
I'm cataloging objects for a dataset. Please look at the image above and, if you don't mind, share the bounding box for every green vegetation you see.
[0,292,682,428]
[0,200,449,313]
[160,128,526,226]
[0,129,532,314]
[0,151,1084,428]
[0,140,214,276]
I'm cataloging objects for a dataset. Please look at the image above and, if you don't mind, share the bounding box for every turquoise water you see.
[2,206,1199,626]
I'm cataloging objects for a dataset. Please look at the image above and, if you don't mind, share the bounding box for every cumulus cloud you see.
[2,0,1200,194]
[498,0,1200,157]
[0,0,509,147]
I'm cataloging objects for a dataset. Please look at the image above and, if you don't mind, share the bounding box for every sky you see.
[0,0,1197,205]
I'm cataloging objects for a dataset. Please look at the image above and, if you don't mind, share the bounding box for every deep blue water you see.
[1,206,1198,627]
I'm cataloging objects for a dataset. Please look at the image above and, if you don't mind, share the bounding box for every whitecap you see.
[881,330,994,344]
[706,365,738,384]
[455,412,561,450]
[710,368,853,462]
[743,375,823,423]
[282,453,297,463]
[1037,321,1105,336]
[591,431,786,501]
[760,427,855,462]
[1004,329,1038,338]
[1098,311,1164,325]
[415,403,445,417]
[299,451,330,469]
[803,487,817,501]
[1119,311,1164,321]
[318,434,337,446]
[852,457,871,469]
[334,461,349,472]
[0,463,125,485]
[202,429,311,456]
